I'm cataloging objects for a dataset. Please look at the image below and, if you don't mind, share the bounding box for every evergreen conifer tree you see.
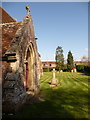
[55,46,64,71]
[67,51,74,71]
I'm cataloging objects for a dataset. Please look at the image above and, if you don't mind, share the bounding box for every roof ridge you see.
[0,21,21,26]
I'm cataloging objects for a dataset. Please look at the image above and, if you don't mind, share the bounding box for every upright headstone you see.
[60,70,63,72]
[51,68,58,85]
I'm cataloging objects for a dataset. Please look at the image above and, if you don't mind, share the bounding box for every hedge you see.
[43,68,53,72]
[43,66,67,72]
[76,64,90,73]
[43,65,90,73]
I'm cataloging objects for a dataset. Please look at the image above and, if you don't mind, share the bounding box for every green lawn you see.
[3,72,89,119]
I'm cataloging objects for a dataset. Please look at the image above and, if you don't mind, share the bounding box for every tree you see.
[55,46,64,71]
[67,51,74,71]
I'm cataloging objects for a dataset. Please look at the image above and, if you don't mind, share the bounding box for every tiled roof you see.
[1,22,21,57]
[0,7,21,57]
[0,7,16,24]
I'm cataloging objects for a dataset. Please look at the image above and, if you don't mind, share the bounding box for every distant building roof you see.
[42,61,90,66]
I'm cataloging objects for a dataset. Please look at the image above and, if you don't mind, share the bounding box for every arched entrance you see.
[25,44,35,91]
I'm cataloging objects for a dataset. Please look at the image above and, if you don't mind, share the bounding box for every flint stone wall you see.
[2,15,40,113]
[2,71,27,113]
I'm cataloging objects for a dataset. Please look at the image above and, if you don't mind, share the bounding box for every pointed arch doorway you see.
[25,44,35,91]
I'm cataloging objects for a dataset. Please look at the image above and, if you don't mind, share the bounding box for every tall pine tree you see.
[67,51,74,71]
[55,46,64,71]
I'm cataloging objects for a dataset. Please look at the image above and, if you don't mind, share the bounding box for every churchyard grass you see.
[3,72,89,119]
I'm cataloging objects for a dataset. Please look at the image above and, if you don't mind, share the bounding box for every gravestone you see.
[50,68,59,87]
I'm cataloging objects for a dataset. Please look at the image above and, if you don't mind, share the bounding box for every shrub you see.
[43,68,53,72]
[76,65,84,72]
[49,68,53,71]
[63,65,68,72]
[76,64,90,73]
[84,65,90,73]
[55,67,59,71]
[43,68,48,72]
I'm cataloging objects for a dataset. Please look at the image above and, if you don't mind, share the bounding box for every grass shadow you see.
[2,86,88,119]
[2,72,89,119]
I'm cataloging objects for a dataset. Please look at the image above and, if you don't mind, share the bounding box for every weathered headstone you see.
[50,68,59,87]
[60,70,63,72]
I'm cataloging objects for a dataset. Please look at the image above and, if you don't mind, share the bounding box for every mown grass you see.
[3,72,89,119]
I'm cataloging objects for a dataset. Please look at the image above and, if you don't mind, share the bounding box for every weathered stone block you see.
[3,81,15,89]
[5,72,19,81]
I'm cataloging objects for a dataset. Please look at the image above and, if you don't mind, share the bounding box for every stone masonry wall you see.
[2,15,40,113]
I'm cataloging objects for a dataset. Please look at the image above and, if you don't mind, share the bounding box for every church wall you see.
[2,14,40,113]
